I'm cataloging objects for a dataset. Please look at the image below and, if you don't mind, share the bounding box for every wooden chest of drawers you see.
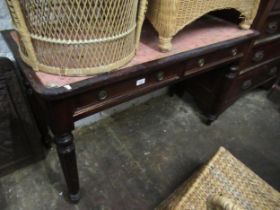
[180,0,280,124]
[239,0,280,93]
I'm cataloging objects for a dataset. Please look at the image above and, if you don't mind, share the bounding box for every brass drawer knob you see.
[266,21,278,34]
[253,51,264,62]
[268,66,278,76]
[97,90,108,101]
[157,71,165,81]
[198,58,205,67]
[242,79,253,90]
[232,48,238,56]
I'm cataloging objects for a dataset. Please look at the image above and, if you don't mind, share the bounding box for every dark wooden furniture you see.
[179,0,280,124]
[1,17,258,202]
[0,58,45,177]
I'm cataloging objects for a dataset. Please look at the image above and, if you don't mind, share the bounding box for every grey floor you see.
[0,90,280,210]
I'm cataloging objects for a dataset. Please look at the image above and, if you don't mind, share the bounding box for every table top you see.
[2,16,257,99]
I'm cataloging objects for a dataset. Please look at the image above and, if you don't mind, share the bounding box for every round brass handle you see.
[266,21,278,34]
[268,66,278,76]
[242,79,252,90]
[157,71,165,81]
[231,48,238,56]
[252,51,264,62]
[97,90,108,101]
[198,58,205,67]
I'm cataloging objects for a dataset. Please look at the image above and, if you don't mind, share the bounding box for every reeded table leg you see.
[54,132,80,203]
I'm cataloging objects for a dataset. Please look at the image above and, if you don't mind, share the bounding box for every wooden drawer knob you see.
[242,79,252,90]
[268,66,278,76]
[252,51,264,62]
[267,21,278,34]
[198,58,205,67]
[231,48,238,56]
[97,90,108,101]
[157,71,165,81]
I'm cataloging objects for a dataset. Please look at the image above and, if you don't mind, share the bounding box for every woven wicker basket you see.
[156,147,280,210]
[6,0,147,76]
[147,0,260,52]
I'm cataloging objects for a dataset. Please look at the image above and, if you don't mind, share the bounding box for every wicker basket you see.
[6,0,147,76]
[156,147,280,210]
[147,0,260,52]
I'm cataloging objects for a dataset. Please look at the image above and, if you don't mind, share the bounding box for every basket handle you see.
[206,195,244,210]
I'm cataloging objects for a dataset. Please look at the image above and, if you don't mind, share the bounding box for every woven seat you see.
[6,0,147,76]
[156,147,280,210]
[147,0,260,52]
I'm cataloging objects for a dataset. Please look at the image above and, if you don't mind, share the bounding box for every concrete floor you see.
[0,90,279,210]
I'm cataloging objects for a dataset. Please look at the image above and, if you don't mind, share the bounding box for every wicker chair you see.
[156,147,280,210]
[147,0,260,52]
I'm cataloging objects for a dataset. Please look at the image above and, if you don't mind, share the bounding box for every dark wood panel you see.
[176,56,280,124]
[246,38,280,68]
[0,58,45,177]
[236,60,280,94]
[252,0,275,31]
[272,0,280,12]
[174,63,240,123]
[214,59,280,108]
[0,79,30,169]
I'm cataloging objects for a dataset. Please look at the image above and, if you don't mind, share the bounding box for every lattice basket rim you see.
[6,0,148,76]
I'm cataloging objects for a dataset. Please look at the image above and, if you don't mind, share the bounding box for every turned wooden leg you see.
[159,36,173,52]
[54,132,80,203]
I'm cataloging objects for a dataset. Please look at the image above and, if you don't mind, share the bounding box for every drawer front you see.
[236,60,280,95]
[247,39,280,67]
[272,0,280,12]
[182,44,245,77]
[260,15,280,38]
[73,66,182,119]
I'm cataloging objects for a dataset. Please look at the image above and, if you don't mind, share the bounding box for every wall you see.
[0,1,13,60]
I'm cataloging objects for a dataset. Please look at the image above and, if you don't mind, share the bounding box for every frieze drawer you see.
[0,58,44,177]
[248,39,280,67]
[182,44,245,77]
[237,60,280,96]
[272,0,280,12]
[73,66,182,120]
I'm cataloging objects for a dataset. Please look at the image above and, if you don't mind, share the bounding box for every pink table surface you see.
[17,16,254,88]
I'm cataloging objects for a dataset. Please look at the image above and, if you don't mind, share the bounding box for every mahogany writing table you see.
[1,16,258,202]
